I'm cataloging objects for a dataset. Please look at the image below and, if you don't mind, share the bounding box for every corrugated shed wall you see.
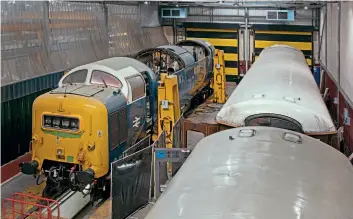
[1,1,168,86]
[1,1,167,166]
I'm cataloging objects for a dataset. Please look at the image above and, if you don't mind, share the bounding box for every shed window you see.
[62,69,88,84]
[126,75,145,101]
[91,70,122,88]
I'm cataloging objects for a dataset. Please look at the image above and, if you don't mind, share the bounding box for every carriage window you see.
[245,114,304,134]
[91,70,122,88]
[126,75,145,101]
[62,69,88,84]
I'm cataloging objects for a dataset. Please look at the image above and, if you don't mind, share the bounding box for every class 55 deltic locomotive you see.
[19,40,216,201]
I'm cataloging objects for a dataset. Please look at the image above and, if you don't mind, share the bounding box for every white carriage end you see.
[216,44,336,134]
[144,126,353,219]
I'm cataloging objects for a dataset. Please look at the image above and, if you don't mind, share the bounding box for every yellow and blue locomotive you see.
[20,57,158,199]
[19,40,215,201]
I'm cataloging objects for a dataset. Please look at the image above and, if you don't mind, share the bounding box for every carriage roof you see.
[216,45,336,134]
[145,126,353,219]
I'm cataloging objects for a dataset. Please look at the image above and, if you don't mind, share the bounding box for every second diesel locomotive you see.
[20,40,216,201]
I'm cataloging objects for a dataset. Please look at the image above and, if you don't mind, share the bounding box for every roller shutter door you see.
[254,31,313,66]
[186,28,239,82]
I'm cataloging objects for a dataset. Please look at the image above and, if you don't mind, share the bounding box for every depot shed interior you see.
[1,0,353,182]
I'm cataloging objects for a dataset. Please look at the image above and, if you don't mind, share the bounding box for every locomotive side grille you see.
[118,107,128,144]
[109,111,120,150]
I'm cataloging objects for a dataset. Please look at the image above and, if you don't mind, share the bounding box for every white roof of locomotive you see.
[216,45,336,134]
[145,126,353,219]
[58,57,144,103]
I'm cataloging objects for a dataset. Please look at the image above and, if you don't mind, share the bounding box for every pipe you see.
[173,18,177,44]
[245,7,249,72]
[337,2,341,125]
[318,5,327,61]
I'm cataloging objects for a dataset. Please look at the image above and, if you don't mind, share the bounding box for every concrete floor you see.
[1,174,39,204]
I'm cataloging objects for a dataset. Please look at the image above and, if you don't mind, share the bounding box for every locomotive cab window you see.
[91,70,123,88]
[42,115,80,131]
[126,75,146,101]
[62,69,88,84]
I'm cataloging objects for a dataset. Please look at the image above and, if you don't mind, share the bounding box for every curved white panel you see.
[145,127,353,219]
[216,45,336,134]
[58,57,144,104]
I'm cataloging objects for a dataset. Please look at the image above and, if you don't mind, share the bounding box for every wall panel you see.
[340,1,353,99]
[1,1,168,86]
[326,3,339,80]
[339,92,353,154]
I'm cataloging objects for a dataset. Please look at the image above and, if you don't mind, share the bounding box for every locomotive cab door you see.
[140,71,151,124]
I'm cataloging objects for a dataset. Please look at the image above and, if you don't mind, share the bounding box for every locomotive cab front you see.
[20,84,127,197]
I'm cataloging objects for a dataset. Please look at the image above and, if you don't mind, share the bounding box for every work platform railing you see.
[2,192,60,219]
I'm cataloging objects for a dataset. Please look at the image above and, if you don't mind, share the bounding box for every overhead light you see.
[304,6,308,10]
[176,4,179,7]
[144,1,148,4]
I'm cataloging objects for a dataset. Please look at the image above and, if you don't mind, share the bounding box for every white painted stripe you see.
[1,172,22,186]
